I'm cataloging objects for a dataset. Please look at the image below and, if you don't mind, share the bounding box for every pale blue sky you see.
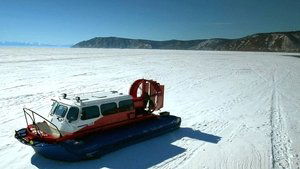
[0,0,299,45]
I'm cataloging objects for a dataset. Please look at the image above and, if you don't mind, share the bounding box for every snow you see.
[0,48,300,169]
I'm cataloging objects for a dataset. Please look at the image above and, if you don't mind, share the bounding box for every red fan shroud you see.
[129,79,164,113]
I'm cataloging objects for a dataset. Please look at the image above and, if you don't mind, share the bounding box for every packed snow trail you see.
[0,48,299,169]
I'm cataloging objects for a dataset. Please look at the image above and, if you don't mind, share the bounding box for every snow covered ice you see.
[0,48,300,169]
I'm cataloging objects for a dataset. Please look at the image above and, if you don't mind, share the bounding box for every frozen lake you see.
[0,48,300,169]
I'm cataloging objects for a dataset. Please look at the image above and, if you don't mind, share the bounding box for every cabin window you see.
[50,102,58,115]
[119,100,134,112]
[81,106,100,120]
[67,107,79,122]
[100,103,117,116]
[53,104,68,118]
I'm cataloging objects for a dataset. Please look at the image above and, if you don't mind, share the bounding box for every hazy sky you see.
[0,0,299,45]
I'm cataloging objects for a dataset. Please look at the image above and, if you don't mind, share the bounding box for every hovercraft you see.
[15,79,181,161]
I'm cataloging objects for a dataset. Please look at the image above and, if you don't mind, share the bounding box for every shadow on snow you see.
[282,54,300,59]
[31,127,221,169]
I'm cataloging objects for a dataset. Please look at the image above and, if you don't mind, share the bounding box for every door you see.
[63,106,80,133]
[50,104,69,130]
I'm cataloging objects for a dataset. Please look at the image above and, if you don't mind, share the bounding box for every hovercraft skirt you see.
[32,115,181,161]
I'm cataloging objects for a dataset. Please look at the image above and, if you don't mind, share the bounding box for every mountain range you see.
[73,31,300,52]
[0,41,70,48]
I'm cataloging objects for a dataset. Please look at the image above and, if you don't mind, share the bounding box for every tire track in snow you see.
[269,73,292,169]
[246,63,295,169]
[270,86,276,169]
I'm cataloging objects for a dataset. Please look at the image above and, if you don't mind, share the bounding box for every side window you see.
[67,107,79,122]
[100,103,117,116]
[119,100,134,112]
[81,106,100,120]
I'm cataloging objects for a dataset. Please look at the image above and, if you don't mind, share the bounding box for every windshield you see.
[51,102,68,118]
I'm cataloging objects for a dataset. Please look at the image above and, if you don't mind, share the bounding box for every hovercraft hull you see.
[17,115,181,161]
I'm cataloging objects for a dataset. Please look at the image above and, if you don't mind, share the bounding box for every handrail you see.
[23,108,62,138]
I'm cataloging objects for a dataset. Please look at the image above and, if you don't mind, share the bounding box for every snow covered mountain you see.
[73,31,300,52]
[1,48,300,169]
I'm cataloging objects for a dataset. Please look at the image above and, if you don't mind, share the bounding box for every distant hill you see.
[72,31,300,52]
[0,41,70,48]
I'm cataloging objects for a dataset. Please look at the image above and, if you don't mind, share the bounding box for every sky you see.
[0,0,299,45]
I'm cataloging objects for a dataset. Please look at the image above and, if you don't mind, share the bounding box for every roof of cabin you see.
[54,91,132,107]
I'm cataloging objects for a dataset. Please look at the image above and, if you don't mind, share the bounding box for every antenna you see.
[61,93,67,99]
[75,96,81,102]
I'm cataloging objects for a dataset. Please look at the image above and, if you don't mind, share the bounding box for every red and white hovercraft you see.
[15,79,181,161]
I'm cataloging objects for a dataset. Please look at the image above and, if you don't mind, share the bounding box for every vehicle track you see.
[269,72,292,169]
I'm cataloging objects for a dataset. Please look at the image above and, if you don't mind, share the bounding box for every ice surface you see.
[0,48,300,169]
